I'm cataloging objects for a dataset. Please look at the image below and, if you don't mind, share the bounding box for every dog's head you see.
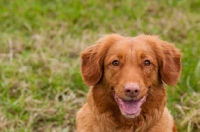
[81,34,181,118]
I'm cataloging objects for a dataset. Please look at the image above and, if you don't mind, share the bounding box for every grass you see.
[0,0,199,131]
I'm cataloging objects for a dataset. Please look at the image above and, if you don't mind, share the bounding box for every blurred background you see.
[0,0,200,132]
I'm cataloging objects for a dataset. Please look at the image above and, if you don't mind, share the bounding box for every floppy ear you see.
[159,42,182,86]
[81,34,123,86]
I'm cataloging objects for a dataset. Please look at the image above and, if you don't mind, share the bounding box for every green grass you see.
[0,0,200,131]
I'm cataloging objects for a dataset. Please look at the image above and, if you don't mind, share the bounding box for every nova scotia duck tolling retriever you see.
[76,34,181,132]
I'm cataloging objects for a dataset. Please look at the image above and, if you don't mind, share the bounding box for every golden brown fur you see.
[76,34,181,132]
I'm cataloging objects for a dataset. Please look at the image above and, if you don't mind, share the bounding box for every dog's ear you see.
[156,39,182,86]
[81,34,123,86]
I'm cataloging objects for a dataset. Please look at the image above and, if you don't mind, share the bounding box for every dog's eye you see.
[144,60,151,66]
[112,60,120,66]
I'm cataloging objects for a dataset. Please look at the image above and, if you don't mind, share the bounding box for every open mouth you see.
[114,92,146,118]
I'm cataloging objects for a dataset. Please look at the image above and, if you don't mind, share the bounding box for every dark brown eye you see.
[112,60,119,66]
[144,60,151,66]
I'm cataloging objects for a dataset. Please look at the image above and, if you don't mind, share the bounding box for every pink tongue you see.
[115,94,146,115]
[121,100,142,115]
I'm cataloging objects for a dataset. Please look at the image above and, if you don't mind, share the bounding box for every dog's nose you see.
[124,83,140,97]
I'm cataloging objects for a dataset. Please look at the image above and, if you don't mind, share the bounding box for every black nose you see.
[124,83,140,97]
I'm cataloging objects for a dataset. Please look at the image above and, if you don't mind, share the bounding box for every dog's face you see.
[81,34,181,118]
[103,39,159,118]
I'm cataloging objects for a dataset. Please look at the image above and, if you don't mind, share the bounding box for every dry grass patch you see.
[175,92,200,132]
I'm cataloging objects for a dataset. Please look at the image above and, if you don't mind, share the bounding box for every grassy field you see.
[0,0,200,132]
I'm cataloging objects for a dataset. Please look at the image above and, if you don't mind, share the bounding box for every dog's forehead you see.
[107,38,154,56]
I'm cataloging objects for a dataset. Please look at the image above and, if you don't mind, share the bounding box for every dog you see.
[76,34,181,132]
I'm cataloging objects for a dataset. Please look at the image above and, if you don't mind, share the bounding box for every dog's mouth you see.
[114,92,146,118]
